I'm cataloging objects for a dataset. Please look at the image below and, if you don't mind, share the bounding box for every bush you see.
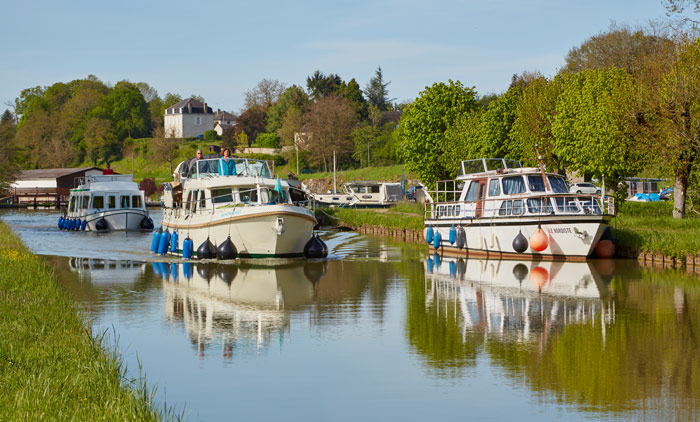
[139,178,158,197]
[204,130,220,141]
[256,133,281,148]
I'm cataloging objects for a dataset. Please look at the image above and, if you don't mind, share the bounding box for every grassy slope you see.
[0,222,178,421]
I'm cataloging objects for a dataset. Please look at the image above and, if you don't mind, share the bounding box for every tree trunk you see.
[673,165,690,219]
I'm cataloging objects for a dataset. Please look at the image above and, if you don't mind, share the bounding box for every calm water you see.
[3,209,700,421]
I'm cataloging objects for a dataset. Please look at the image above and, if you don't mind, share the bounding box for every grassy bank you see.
[320,201,424,231]
[0,222,178,421]
[612,201,700,258]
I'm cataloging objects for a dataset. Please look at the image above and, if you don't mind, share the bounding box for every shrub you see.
[256,133,281,148]
[204,130,220,141]
[139,178,158,197]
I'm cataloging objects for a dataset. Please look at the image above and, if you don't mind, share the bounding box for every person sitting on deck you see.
[102,163,115,175]
[218,148,236,176]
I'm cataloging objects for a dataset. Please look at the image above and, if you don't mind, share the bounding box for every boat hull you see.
[161,205,316,258]
[424,215,610,261]
[68,209,149,231]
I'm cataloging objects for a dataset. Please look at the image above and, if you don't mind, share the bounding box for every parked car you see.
[407,184,425,202]
[569,182,601,195]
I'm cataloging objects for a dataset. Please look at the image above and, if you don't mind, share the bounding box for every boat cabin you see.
[67,175,146,215]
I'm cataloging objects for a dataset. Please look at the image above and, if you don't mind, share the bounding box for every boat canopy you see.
[460,158,522,176]
[191,158,272,179]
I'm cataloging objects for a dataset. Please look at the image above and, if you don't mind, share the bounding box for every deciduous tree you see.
[150,126,180,175]
[84,117,119,165]
[306,70,342,100]
[303,95,358,171]
[0,110,19,193]
[266,85,309,133]
[397,80,479,185]
[244,79,286,109]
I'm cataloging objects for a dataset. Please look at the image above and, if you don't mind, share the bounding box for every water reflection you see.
[153,260,326,359]
[69,257,146,285]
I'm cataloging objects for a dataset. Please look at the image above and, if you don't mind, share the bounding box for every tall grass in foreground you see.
[0,222,181,421]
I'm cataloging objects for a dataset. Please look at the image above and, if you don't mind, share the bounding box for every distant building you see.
[10,167,102,205]
[164,98,214,138]
[214,109,237,136]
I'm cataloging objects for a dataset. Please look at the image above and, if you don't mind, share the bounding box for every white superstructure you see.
[312,181,402,207]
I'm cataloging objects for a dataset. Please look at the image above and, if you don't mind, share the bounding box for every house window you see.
[195,116,202,125]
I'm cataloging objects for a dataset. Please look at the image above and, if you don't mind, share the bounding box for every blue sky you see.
[0,0,680,114]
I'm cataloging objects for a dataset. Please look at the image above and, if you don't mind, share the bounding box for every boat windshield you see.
[548,176,569,193]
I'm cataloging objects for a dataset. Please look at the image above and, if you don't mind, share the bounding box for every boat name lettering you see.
[221,210,242,217]
[549,228,572,234]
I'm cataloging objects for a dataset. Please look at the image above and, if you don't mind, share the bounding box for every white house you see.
[214,109,237,136]
[164,98,214,138]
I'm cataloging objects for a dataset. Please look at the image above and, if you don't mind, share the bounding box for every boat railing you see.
[191,158,272,179]
[424,193,615,219]
[460,158,523,176]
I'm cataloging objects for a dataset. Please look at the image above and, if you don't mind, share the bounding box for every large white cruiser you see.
[424,157,615,261]
[159,157,320,258]
[61,174,151,231]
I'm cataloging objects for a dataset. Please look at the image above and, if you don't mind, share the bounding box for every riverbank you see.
[0,222,178,421]
[319,201,700,269]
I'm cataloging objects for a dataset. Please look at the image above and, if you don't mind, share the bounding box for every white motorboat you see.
[61,174,151,231]
[423,157,615,261]
[159,157,323,259]
[312,181,402,207]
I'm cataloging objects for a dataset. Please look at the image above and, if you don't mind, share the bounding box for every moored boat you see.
[61,174,152,232]
[423,157,615,261]
[312,181,402,207]
[158,157,325,259]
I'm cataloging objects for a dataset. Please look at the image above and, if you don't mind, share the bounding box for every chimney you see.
[187,102,192,113]
[204,102,208,113]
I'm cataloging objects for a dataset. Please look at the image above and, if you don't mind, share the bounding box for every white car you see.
[569,182,601,195]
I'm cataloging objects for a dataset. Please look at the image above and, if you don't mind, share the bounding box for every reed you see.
[0,221,182,421]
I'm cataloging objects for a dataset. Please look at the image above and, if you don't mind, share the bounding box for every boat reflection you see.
[422,255,615,341]
[69,257,146,285]
[154,260,326,359]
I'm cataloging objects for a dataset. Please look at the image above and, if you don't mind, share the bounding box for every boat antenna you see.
[534,143,551,191]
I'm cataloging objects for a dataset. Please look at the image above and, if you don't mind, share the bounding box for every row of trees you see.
[6,76,192,169]
[223,67,401,172]
[398,26,700,218]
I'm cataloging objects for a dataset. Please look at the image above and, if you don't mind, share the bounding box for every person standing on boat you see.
[218,148,236,176]
[182,149,204,178]
[102,163,115,175]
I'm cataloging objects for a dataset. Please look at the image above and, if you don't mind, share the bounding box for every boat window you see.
[92,195,104,209]
[69,197,76,212]
[488,179,501,196]
[502,176,526,194]
[196,159,218,177]
[267,188,283,204]
[187,190,197,213]
[465,182,479,201]
[108,196,116,209]
[512,200,524,215]
[548,176,569,193]
[247,160,271,178]
[478,183,486,200]
[527,175,546,192]
[211,188,234,204]
[132,195,142,208]
[239,187,258,204]
[455,205,460,216]
[199,190,207,209]
[527,198,553,214]
[554,197,581,213]
[82,195,89,209]
[121,196,130,208]
[498,200,511,216]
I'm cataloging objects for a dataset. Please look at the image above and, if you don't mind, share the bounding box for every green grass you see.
[0,221,181,421]
[611,200,700,258]
[321,202,424,231]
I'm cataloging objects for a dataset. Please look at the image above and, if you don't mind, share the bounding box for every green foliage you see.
[323,207,424,230]
[306,70,342,100]
[243,152,287,168]
[479,85,524,159]
[266,85,309,133]
[96,81,151,140]
[204,129,220,141]
[256,132,281,148]
[338,78,369,120]
[397,80,479,185]
[0,110,19,193]
[443,110,485,177]
[552,68,642,199]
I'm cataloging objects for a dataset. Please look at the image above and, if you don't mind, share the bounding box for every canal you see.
[3,209,700,421]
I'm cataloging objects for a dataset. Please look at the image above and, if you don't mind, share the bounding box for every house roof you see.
[166,98,213,115]
[214,110,236,121]
[16,167,102,180]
